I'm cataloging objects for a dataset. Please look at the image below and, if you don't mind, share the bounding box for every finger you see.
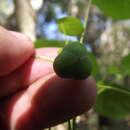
[0,74,96,130]
[0,48,58,99]
[0,26,34,77]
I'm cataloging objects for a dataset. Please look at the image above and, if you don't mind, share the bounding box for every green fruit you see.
[53,42,92,80]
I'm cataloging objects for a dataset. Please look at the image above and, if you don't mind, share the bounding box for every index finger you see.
[0,26,34,77]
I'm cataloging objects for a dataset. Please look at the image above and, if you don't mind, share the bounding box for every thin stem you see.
[68,120,72,130]
[72,117,76,130]
[34,55,54,62]
[48,127,51,130]
[65,35,69,45]
[61,23,69,45]
[80,0,92,44]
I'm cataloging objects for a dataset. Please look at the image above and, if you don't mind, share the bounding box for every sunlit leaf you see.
[57,17,84,36]
[93,0,130,20]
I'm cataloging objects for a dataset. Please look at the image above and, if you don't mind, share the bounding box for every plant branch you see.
[80,0,92,44]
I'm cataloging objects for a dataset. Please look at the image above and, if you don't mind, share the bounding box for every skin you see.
[0,26,97,130]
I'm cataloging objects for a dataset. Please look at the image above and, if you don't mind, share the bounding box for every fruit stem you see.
[68,120,72,130]
[72,117,76,130]
[34,55,54,62]
[61,23,69,45]
[80,0,92,44]
[65,34,69,45]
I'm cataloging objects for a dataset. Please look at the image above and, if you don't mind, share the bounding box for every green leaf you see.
[35,39,65,48]
[120,54,130,76]
[95,84,130,119]
[87,52,99,77]
[93,0,130,20]
[57,17,84,36]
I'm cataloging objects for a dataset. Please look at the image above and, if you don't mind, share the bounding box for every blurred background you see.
[1,0,130,130]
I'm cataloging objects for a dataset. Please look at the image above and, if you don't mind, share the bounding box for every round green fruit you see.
[53,42,92,80]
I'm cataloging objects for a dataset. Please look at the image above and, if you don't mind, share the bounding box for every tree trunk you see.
[14,0,36,41]
[68,0,79,17]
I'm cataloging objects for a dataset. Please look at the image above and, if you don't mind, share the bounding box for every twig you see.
[34,55,54,62]
[80,0,92,44]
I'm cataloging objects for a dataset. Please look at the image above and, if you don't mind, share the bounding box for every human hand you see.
[0,26,96,130]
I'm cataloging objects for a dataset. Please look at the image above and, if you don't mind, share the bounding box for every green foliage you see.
[35,39,65,48]
[107,65,121,75]
[93,0,130,20]
[53,42,92,80]
[120,54,130,76]
[106,54,130,77]
[57,17,84,36]
[95,84,130,119]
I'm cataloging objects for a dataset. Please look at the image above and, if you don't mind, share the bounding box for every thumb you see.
[0,27,34,77]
